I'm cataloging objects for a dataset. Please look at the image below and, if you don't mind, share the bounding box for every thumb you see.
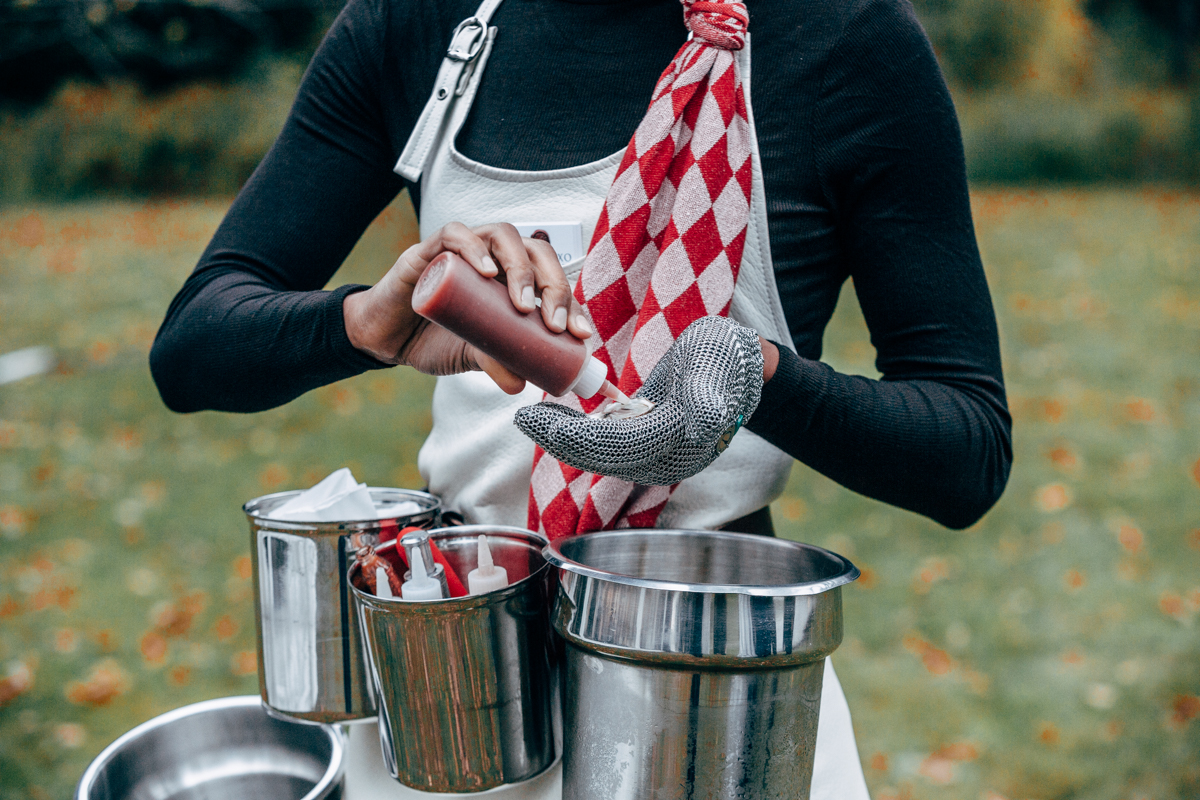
[514,402,587,444]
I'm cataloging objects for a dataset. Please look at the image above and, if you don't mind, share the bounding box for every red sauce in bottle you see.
[412,252,614,398]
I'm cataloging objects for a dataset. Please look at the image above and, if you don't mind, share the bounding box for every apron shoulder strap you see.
[394,0,505,182]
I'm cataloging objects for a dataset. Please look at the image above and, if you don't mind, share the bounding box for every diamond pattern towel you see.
[528,0,753,539]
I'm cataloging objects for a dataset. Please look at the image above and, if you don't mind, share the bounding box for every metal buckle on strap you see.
[446,17,486,62]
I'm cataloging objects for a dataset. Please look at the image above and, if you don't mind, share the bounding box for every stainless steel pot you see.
[350,525,560,794]
[545,529,859,800]
[245,487,439,724]
[75,695,344,800]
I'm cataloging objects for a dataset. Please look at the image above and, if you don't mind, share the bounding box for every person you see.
[150,0,1012,795]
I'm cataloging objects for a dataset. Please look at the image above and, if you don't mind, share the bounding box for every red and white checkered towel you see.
[528,0,752,539]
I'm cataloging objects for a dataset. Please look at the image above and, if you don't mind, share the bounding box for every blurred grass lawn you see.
[1,189,1198,800]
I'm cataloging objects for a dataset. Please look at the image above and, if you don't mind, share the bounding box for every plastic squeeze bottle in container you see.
[400,549,443,601]
[400,531,451,599]
[412,251,626,400]
[467,535,509,595]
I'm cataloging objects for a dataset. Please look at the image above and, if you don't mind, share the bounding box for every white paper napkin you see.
[267,468,419,522]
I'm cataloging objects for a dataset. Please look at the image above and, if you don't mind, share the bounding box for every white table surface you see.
[341,721,563,800]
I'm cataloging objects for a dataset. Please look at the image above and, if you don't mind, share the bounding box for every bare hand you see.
[343,222,594,394]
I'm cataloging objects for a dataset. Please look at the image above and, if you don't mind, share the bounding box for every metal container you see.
[350,525,560,793]
[245,487,439,723]
[545,529,859,800]
[75,695,344,800]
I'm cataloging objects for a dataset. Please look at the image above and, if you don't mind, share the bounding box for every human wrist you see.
[343,286,402,365]
[744,345,826,444]
[759,336,780,383]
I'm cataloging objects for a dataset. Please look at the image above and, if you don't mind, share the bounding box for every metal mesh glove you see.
[514,316,764,486]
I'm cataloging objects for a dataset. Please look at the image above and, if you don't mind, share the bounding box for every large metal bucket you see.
[350,525,560,794]
[245,488,439,724]
[545,529,859,800]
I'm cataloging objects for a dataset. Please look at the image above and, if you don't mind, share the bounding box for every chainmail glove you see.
[514,316,764,485]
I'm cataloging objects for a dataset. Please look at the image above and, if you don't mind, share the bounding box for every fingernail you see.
[521,285,535,310]
[552,307,567,331]
[482,256,498,275]
[575,315,594,336]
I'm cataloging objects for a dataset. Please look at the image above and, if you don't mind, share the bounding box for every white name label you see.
[513,222,585,269]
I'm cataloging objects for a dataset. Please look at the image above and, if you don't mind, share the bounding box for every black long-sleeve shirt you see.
[150,0,1012,529]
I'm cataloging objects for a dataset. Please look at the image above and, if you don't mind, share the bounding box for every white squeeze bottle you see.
[467,535,509,595]
[401,549,444,601]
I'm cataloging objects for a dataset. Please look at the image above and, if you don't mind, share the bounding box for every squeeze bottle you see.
[467,535,509,595]
[412,252,622,399]
[400,550,444,601]
[401,531,451,599]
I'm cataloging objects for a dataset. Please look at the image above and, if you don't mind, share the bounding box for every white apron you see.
[358,3,872,797]
[403,4,793,533]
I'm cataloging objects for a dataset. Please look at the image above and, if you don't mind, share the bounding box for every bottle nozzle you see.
[477,534,495,576]
[467,534,510,595]
[375,567,394,599]
[599,380,629,403]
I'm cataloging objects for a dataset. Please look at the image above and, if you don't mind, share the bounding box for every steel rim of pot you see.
[544,528,860,597]
[74,695,345,800]
[243,487,441,532]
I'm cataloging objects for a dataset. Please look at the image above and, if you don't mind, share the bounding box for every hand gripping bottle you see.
[412,252,625,400]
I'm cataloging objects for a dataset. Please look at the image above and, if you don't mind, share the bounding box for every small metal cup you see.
[350,525,560,793]
[245,488,439,724]
[545,529,860,800]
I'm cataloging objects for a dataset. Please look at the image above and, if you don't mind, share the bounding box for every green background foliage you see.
[0,189,1197,799]
[1,0,1199,199]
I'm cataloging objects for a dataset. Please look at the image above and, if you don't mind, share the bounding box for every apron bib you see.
[392,6,870,798]
[404,12,794,533]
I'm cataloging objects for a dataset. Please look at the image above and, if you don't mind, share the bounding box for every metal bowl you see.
[76,696,344,800]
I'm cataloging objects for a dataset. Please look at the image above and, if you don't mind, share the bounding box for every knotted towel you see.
[528,0,753,539]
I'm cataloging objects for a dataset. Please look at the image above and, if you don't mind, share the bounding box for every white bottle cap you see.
[467,535,510,595]
[568,355,608,399]
[375,567,394,600]
[401,550,444,601]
